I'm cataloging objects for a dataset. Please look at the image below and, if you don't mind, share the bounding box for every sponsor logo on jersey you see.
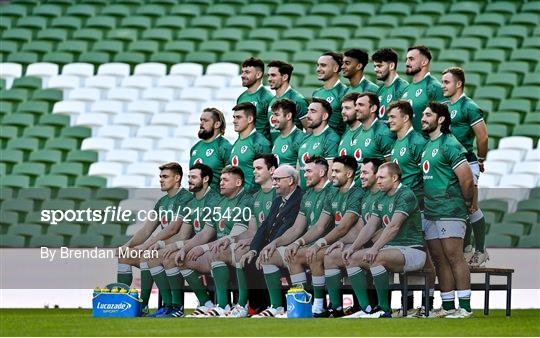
[301,152,309,164]
[339,148,347,156]
[432,149,438,157]
[364,138,371,147]
[194,158,203,164]
[240,145,248,154]
[354,148,361,160]
[231,155,239,166]
[379,105,385,118]
[400,147,406,157]
[194,219,201,231]
[258,211,265,223]
[206,149,214,156]
[415,89,422,97]
[335,211,342,224]
[422,160,430,173]
[281,145,288,153]
[269,115,277,126]
[382,214,391,225]
[450,109,457,119]
[219,219,225,231]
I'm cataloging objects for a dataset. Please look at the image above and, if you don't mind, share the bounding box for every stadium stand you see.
[0,0,539,249]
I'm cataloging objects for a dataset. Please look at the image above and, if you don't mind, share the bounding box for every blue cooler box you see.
[92,283,142,317]
[286,286,313,318]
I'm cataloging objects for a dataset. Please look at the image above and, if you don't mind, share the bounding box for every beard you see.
[405,66,421,75]
[198,128,213,140]
[189,182,203,193]
[422,122,437,134]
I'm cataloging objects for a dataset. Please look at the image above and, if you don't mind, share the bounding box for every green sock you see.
[464,220,473,248]
[312,275,326,299]
[263,270,283,308]
[150,266,172,306]
[471,212,486,252]
[325,269,342,310]
[458,290,472,312]
[117,273,132,285]
[370,266,390,313]
[140,263,153,308]
[182,269,210,305]
[235,267,248,307]
[166,267,184,308]
[211,262,230,308]
[441,291,455,311]
[347,267,370,311]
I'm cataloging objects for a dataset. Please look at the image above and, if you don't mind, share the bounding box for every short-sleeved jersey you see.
[252,187,276,228]
[448,94,485,162]
[361,188,382,225]
[272,126,305,166]
[268,87,308,141]
[154,188,193,229]
[377,75,409,121]
[299,181,335,229]
[211,189,254,239]
[237,85,274,139]
[401,73,446,132]
[422,133,468,221]
[230,129,272,192]
[183,187,221,234]
[322,182,364,228]
[338,124,363,182]
[297,125,340,188]
[390,128,427,200]
[373,184,424,247]
[356,119,396,161]
[312,80,348,135]
[190,135,232,190]
[346,77,379,95]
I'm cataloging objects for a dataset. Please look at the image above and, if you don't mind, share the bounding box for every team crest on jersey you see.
[364,138,371,147]
[450,109,457,119]
[354,149,362,161]
[281,145,288,153]
[335,211,342,224]
[326,97,334,104]
[219,219,225,231]
[240,145,248,154]
[231,155,239,166]
[386,94,393,102]
[312,142,320,150]
[305,201,312,208]
[266,201,272,209]
[382,214,391,225]
[194,158,203,164]
[415,89,422,97]
[206,149,214,156]
[400,147,406,157]
[422,160,430,173]
[193,219,201,231]
[432,149,438,157]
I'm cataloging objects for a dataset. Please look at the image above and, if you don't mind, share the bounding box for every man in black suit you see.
[239,164,303,317]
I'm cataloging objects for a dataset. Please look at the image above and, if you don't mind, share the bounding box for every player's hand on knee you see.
[187,246,204,261]
[255,256,263,270]
[306,247,318,264]
[213,238,229,253]
[342,248,353,263]
[325,241,343,255]
[236,238,250,250]
[174,248,186,265]
[362,247,378,265]
[284,243,299,263]
[162,244,177,258]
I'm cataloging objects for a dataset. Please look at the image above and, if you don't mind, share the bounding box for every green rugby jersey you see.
[211,189,254,239]
[237,85,274,139]
[338,124,363,183]
[361,188,382,225]
[298,180,335,229]
[183,187,221,234]
[346,77,379,95]
[312,80,348,135]
[376,75,409,121]
[390,127,427,200]
[322,182,364,228]
[268,86,308,141]
[252,187,276,228]
[401,73,446,132]
[448,94,485,162]
[356,119,396,161]
[271,126,305,166]
[422,133,468,221]
[372,184,424,247]
[297,125,340,188]
[189,135,232,190]
[230,129,272,192]
[154,188,193,229]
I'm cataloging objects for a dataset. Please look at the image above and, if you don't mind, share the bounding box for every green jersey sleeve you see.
[345,187,364,216]
[254,133,272,154]
[394,188,418,217]
[322,131,340,159]
[465,100,484,126]
[443,137,468,170]
[218,137,233,166]
[376,124,396,157]
[427,76,446,103]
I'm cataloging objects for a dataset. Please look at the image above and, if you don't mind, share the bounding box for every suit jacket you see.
[250,187,303,253]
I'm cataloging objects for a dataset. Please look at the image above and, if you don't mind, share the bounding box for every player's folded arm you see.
[299,212,333,245]
[350,215,381,251]
[370,212,408,251]
[183,225,217,253]
[125,219,160,248]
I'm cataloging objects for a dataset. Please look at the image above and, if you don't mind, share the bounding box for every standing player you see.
[271,98,306,166]
[230,102,272,192]
[297,98,340,188]
[342,163,426,318]
[402,45,446,132]
[312,52,348,135]
[189,108,232,190]
[117,163,192,315]
[421,102,475,318]
[372,48,409,121]
[342,48,379,94]
[338,92,362,182]
[255,156,334,317]
[237,57,274,139]
[355,93,395,162]
[442,67,489,266]
[266,60,308,140]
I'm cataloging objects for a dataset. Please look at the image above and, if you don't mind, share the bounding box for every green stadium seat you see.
[35,174,69,189]
[141,28,174,44]
[489,223,525,244]
[2,198,33,221]
[16,101,50,119]
[389,26,425,42]
[517,199,540,216]
[190,15,222,30]
[523,36,540,49]
[113,52,146,67]
[0,125,18,148]
[0,4,28,19]
[437,13,470,28]
[449,1,481,15]
[503,211,538,230]
[486,37,519,52]
[57,40,89,56]
[487,123,510,143]
[448,37,483,53]
[377,38,409,55]
[48,223,83,238]
[45,137,78,154]
[0,41,18,55]
[19,187,51,206]
[43,53,76,66]
[205,3,237,17]
[474,85,507,103]
[155,16,187,30]
[0,175,30,190]
[512,125,540,143]
[86,15,117,30]
[415,2,447,15]
[149,52,183,67]
[29,234,65,248]
[295,15,329,30]
[499,61,531,77]
[0,16,13,31]
[310,3,343,17]
[164,41,196,54]
[184,52,217,66]
[524,72,540,86]
[0,149,24,171]
[15,16,48,32]
[65,4,99,18]
[353,26,390,42]
[199,40,232,54]
[170,4,203,18]
[6,52,39,67]
[293,51,323,64]
[95,188,128,203]
[213,28,246,43]
[101,4,133,18]
[128,40,160,56]
[21,41,54,56]
[221,51,252,63]
[12,76,42,90]
[512,86,539,101]
[0,211,17,234]
[2,113,35,132]
[524,112,540,124]
[36,28,69,44]
[521,1,540,13]
[66,150,97,172]
[367,14,400,28]
[275,3,307,17]
[487,112,521,127]
[531,188,540,200]
[51,16,83,31]
[424,25,459,43]
[400,15,433,29]
[29,150,63,169]
[0,234,26,248]
[344,2,377,17]
[70,234,104,247]
[319,27,351,42]
[42,199,77,211]
[266,40,299,55]
[32,89,63,104]
[485,1,517,15]
[461,25,495,42]
[75,175,107,189]
[88,223,123,237]
[474,48,507,64]
[330,15,364,30]
[9,224,44,239]
[225,15,258,30]
[500,23,531,39]
[110,235,131,248]
[235,40,266,54]
[7,138,40,160]
[261,16,293,30]
[306,39,340,53]
[12,163,45,184]
[92,40,126,55]
[121,15,153,32]
[474,13,507,27]
[72,28,104,43]
[240,4,272,17]
[177,28,210,43]
[79,52,112,65]
[511,48,540,64]
[282,28,315,42]
[518,234,540,248]
[1,88,30,105]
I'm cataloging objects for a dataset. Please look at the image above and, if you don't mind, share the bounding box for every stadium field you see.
[1,309,539,336]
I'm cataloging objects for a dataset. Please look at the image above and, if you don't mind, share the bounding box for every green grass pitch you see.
[1,309,539,336]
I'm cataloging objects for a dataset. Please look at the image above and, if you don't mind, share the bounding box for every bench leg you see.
[402,275,408,317]
[506,273,512,317]
[484,273,490,316]
[423,273,430,317]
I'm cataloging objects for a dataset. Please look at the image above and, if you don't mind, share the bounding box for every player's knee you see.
[162,256,176,269]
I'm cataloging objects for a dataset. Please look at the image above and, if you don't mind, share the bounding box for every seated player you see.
[116,162,192,315]
[342,162,426,318]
